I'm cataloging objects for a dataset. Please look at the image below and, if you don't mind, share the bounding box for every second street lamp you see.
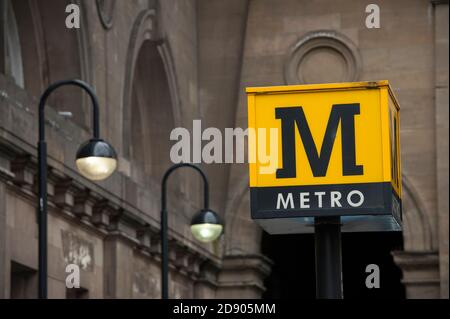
[161,163,223,299]
[190,209,223,243]
[37,79,117,299]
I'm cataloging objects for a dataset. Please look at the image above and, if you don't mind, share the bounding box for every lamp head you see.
[190,209,223,243]
[76,139,117,181]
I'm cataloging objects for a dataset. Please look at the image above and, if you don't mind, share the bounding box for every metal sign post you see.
[315,216,343,299]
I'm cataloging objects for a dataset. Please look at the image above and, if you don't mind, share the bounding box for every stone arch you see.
[122,9,181,161]
[8,0,92,128]
[73,0,93,87]
[129,41,175,182]
[95,0,116,30]
[0,0,24,87]
[401,174,435,251]
[3,0,44,96]
[224,176,262,256]
[122,9,181,183]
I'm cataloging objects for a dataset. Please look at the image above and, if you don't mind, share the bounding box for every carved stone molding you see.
[136,224,152,251]
[284,30,362,85]
[10,154,34,187]
[73,188,98,221]
[53,178,77,210]
[430,0,449,5]
[216,254,273,298]
[92,199,118,230]
[0,137,222,291]
[96,0,116,30]
[392,251,441,298]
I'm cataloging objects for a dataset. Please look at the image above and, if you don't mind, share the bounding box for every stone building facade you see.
[0,0,448,299]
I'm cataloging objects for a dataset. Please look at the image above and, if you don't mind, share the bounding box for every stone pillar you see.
[0,164,14,298]
[0,180,7,298]
[393,251,440,298]
[216,254,272,299]
[194,260,220,299]
[194,280,217,299]
[104,234,134,298]
[432,0,449,299]
[0,0,4,75]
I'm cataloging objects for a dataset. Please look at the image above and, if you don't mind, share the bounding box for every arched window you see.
[130,41,175,182]
[1,0,24,87]
[2,0,92,129]
[35,0,89,128]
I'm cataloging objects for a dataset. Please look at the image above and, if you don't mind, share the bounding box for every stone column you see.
[0,180,7,298]
[216,254,272,299]
[103,234,134,298]
[194,259,220,299]
[194,280,217,299]
[432,0,449,299]
[393,251,440,298]
[0,0,5,75]
[0,163,15,298]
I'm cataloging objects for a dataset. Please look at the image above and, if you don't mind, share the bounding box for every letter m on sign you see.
[276,104,364,179]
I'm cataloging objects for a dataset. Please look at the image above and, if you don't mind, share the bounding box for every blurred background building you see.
[0,0,448,299]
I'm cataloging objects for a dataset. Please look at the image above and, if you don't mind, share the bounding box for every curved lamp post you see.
[38,79,117,299]
[161,163,223,299]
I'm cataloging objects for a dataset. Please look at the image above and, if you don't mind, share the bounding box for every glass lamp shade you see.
[190,209,223,243]
[76,139,117,181]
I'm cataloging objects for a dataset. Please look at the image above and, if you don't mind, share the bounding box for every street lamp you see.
[75,139,117,180]
[190,209,223,243]
[160,163,223,299]
[37,79,117,299]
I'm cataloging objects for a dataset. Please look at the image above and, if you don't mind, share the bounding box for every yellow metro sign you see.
[247,81,402,234]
